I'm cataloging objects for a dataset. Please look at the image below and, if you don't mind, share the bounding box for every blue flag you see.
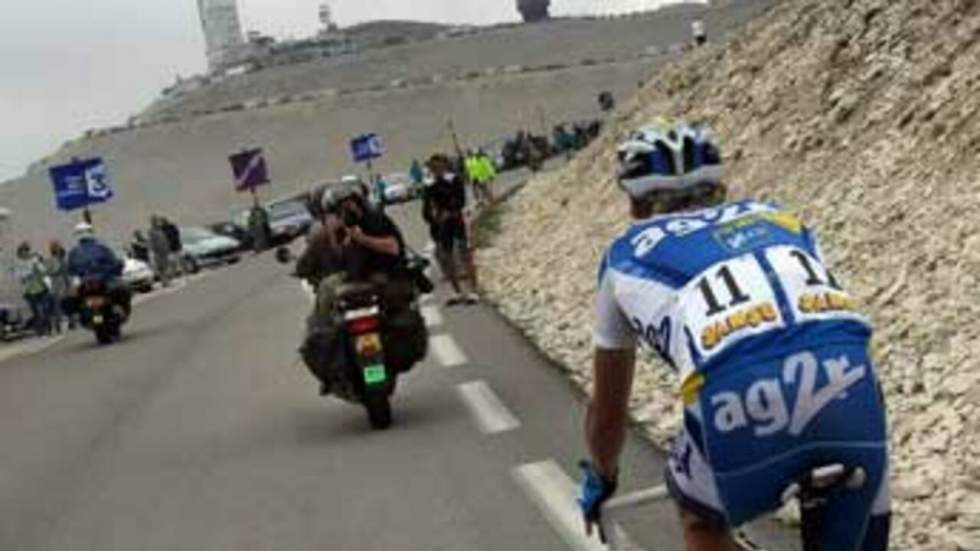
[350,133,383,163]
[49,158,114,211]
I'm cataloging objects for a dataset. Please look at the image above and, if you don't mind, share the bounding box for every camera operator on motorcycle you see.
[295,182,425,396]
[578,120,890,551]
[66,222,132,317]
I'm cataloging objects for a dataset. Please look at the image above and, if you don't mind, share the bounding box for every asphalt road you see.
[0,189,797,550]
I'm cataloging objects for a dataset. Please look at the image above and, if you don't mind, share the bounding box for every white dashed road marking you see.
[421,305,444,328]
[457,380,520,434]
[429,334,467,367]
[512,461,640,551]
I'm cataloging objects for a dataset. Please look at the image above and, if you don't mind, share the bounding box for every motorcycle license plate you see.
[363,364,387,385]
[92,315,104,325]
[86,297,106,309]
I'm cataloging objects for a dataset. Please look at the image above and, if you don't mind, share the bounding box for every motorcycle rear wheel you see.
[95,324,117,345]
[364,393,392,430]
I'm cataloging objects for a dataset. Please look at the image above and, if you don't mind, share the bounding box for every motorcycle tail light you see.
[347,316,380,335]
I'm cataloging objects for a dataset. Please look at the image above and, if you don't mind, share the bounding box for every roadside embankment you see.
[478,0,980,548]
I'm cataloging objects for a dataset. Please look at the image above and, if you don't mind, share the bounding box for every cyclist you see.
[578,120,890,550]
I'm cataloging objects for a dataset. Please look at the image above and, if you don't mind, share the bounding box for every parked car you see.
[381,173,420,205]
[266,199,314,244]
[208,221,252,252]
[179,226,242,272]
[123,256,155,293]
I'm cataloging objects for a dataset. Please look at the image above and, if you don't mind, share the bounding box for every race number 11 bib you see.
[678,255,785,361]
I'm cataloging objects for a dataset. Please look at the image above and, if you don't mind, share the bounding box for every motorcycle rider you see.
[579,120,889,550]
[67,222,132,317]
[295,182,420,395]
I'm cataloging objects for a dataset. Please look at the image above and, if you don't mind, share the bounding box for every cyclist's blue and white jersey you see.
[594,199,871,386]
[594,200,890,546]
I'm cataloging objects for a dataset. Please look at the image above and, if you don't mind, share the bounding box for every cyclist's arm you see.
[586,269,637,478]
[587,347,635,478]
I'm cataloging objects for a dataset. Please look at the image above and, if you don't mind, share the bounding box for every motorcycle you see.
[334,283,398,429]
[279,246,432,430]
[76,279,128,345]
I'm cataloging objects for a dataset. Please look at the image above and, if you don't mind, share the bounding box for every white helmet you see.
[616,119,722,200]
[74,222,95,238]
[320,181,365,214]
[340,174,363,186]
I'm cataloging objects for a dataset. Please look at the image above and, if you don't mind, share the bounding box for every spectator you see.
[149,216,173,287]
[13,242,53,336]
[409,158,425,188]
[161,217,182,258]
[598,91,616,113]
[476,149,497,203]
[692,18,707,46]
[422,154,479,306]
[373,174,388,213]
[464,150,482,204]
[247,203,271,253]
[553,124,576,158]
[130,230,150,263]
[45,241,74,333]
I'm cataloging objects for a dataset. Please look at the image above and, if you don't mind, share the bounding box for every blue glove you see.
[577,460,618,543]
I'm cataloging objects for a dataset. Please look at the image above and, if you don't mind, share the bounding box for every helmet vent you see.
[683,137,698,172]
[653,142,677,176]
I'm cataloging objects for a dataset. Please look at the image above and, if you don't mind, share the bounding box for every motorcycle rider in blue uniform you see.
[67,223,132,317]
[579,120,890,550]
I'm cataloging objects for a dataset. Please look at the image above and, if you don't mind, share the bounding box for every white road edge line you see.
[429,334,467,367]
[512,461,639,551]
[132,271,209,307]
[457,380,520,434]
[0,274,211,365]
[301,281,316,304]
[0,335,66,365]
[421,305,444,328]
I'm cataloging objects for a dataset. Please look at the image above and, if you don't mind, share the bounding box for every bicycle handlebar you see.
[599,485,670,551]
[602,485,670,515]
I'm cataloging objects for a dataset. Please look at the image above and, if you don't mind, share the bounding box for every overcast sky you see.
[0,0,681,182]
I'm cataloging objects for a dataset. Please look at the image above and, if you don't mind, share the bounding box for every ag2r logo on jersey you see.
[710,350,867,438]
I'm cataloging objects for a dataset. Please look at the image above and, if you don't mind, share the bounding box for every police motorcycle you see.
[277,246,433,430]
[75,277,129,345]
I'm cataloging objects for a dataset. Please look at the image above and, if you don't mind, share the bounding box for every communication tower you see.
[197,0,246,72]
[319,2,339,34]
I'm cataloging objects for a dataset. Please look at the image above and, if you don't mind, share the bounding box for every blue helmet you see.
[616,119,723,200]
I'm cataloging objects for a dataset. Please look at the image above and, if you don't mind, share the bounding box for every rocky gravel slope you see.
[479,0,980,548]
